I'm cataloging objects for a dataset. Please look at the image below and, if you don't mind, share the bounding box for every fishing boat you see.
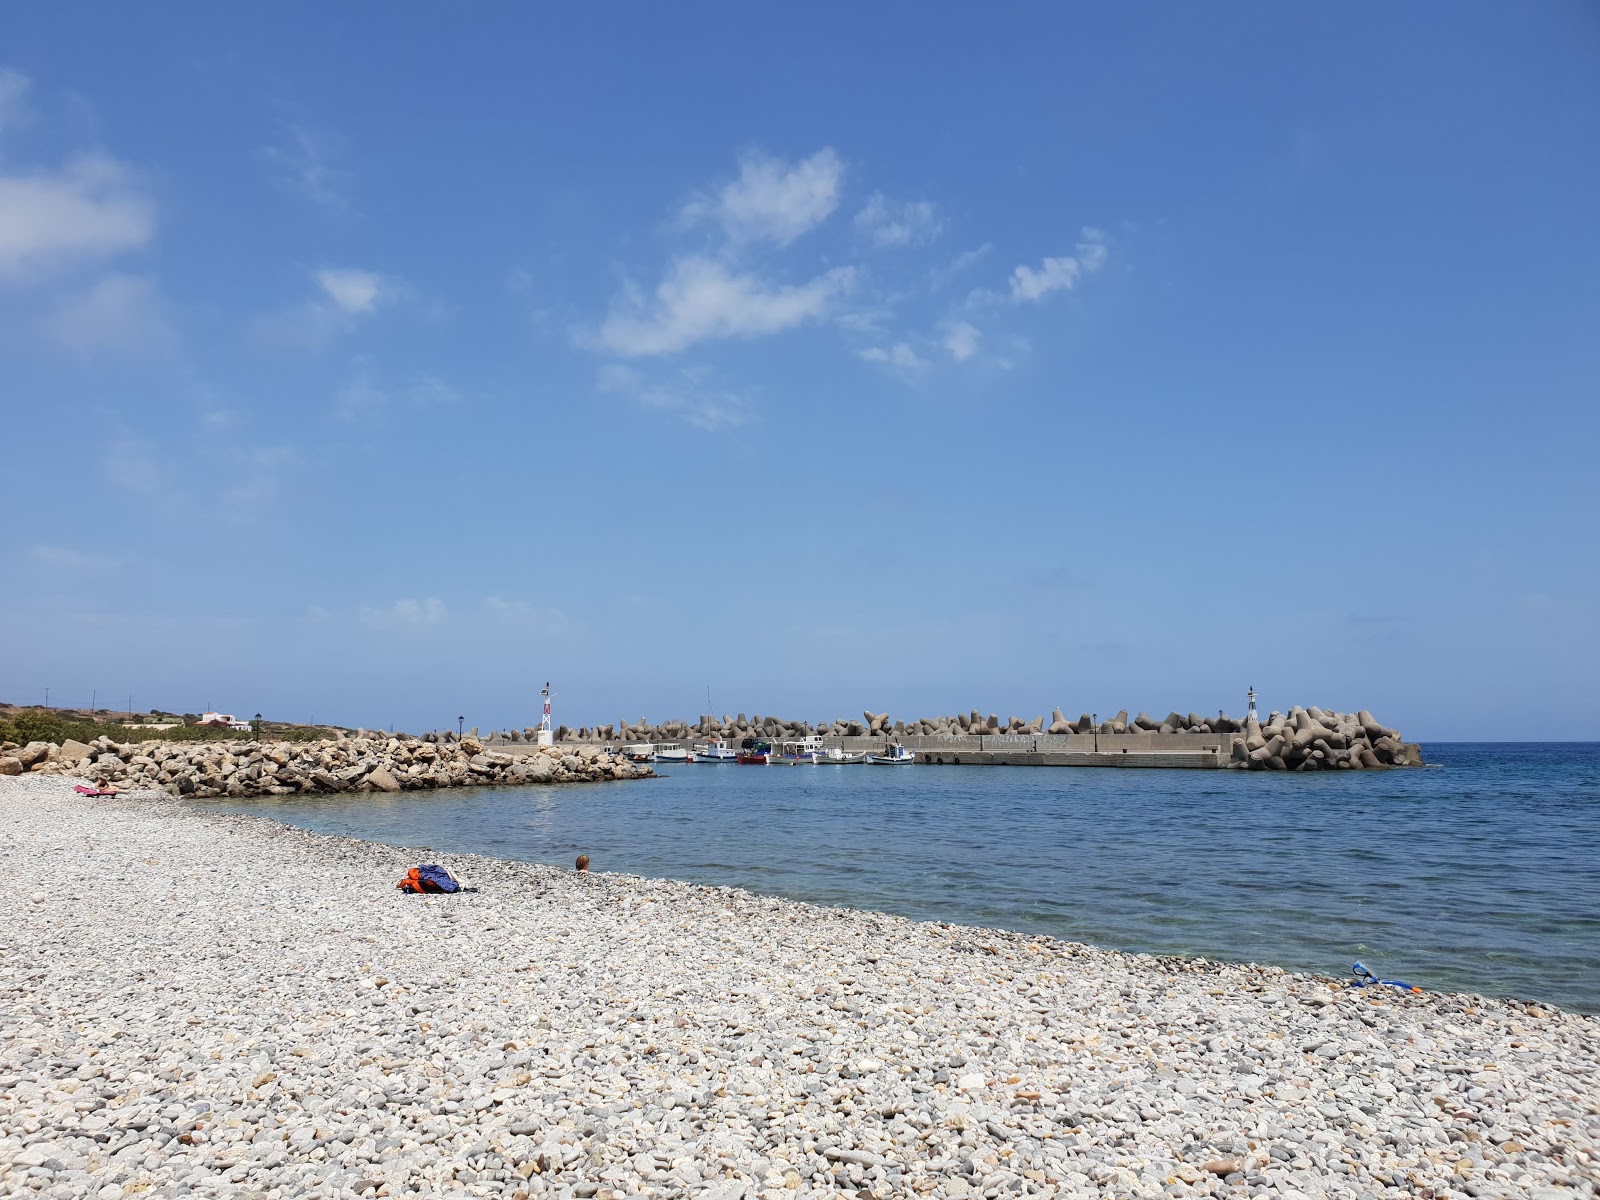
[621,743,655,764]
[653,742,696,764]
[821,747,868,764]
[736,736,773,765]
[865,743,915,765]
[694,739,738,763]
[779,735,826,764]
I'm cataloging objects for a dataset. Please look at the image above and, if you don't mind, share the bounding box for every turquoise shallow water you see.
[204,742,1600,1012]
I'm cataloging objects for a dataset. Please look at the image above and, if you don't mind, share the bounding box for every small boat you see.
[779,735,826,764]
[821,748,867,765]
[866,743,915,765]
[654,742,696,764]
[694,739,738,763]
[622,743,655,764]
[736,736,773,765]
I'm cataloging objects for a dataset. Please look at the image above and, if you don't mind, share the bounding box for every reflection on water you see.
[204,743,1600,1011]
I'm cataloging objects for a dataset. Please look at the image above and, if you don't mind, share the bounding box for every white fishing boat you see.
[694,739,738,763]
[622,743,655,764]
[653,741,696,763]
[865,743,915,765]
[821,747,868,764]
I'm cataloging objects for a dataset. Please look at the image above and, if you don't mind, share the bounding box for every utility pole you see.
[44,687,49,709]
[91,689,96,714]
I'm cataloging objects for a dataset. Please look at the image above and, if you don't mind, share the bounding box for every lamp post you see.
[457,715,464,739]
[1092,712,1098,754]
[254,712,264,740]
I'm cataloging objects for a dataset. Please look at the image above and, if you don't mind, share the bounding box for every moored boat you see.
[821,747,868,764]
[736,736,773,765]
[865,743,915,765]
[694,739,738,763]
[654,741,696,764]
[622,743,655,764]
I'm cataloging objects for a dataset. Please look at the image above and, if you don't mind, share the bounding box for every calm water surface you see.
[205,742,1600,1012]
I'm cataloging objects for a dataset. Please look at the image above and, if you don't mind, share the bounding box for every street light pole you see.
[457,715,464,738]
[1092,712,1098,755]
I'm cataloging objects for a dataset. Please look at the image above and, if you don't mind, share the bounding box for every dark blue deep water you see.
[205,743,1600,1012]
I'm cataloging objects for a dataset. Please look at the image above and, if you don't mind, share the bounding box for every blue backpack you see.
[398,863,460,893]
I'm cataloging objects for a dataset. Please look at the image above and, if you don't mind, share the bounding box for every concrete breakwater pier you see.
[479,705,1424,772]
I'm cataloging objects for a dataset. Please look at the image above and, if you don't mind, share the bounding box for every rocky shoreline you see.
[3,775,1595,1200]
[0,733,652,798]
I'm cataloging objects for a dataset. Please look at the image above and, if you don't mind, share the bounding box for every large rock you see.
[367,767,401,793]
[0,757,21,776]
[57,739,93,762]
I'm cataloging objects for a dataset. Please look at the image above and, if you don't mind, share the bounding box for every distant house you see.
[197,711,256,731]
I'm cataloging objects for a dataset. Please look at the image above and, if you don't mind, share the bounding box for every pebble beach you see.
[2,776,1596,1200]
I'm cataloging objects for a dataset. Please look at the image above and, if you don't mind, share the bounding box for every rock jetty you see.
[512,705,1423,772]
[3,775,1595,1200]
[0,732,651,797]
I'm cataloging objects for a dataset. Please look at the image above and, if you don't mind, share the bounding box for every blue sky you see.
[2,4,1597,739]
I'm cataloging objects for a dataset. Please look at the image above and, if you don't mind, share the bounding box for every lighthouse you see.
[537,681,554,747]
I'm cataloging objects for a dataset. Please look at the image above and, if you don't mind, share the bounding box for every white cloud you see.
[1009,227,1111,303]
[316,267,388,314]
[0,153,154,283]
[263,122,350,211]
[1010,255,1082,302]
[1077,226,1110,272]
[598,362,752,431]
[929,244,992,291]
[592,256,855,356]
[681,148,843,247]
[0,67,32,136]
[854,193,943,248]
[44,274,171,353]
[942,320,981,361]
[859,341,928,373]
[359,598,446,627]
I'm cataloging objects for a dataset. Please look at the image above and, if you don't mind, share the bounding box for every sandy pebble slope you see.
[1,776,1595,1200]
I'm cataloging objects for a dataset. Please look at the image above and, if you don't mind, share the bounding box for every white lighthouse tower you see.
[537,681,554,747]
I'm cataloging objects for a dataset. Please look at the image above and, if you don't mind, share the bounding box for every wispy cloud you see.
[43,273,172,354]
[0,152,154,283]
[1009,227,1110,303]
[929,243,992,292]
[855,193,943,248]
[0,67,32,136]
[859,341,929,375]
[316,267,391,314]
[484,595,571,634]
[252,266,402,349]
[941,320,981,362]
[598,363,753,431]
[359,597,446,627]
[591,256,855,356]
[680,147,843,247]
[263,121,350,211]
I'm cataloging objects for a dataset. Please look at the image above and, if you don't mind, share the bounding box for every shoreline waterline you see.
[4,774,1599,1199]
[198,742,1600,1015]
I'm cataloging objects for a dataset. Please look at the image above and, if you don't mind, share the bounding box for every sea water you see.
[205,742,1600,1011]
